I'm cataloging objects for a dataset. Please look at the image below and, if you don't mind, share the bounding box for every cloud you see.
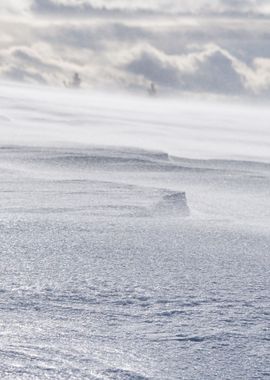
[30,0,270,17]
[3,66,47,84]
[126,49,181,88]
[2,0,270,20]
[1,0,270,97]
[38,23,151,53]
[31,0,162,18]
[0,44,79,85]
[247,58,270,93]
[32,0,110,17]
[124,45,248,94]
[184,49,246,94]
[0,0,32,16]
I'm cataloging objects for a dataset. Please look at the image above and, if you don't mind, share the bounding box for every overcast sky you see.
[1,0,270,96]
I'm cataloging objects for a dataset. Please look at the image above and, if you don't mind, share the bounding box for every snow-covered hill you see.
[0,81,269,380]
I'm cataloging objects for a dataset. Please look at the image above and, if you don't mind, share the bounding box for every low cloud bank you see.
[1,1,270,97]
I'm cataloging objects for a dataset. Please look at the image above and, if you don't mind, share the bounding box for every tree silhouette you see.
[71,72,81,88]
[147,82,157,97]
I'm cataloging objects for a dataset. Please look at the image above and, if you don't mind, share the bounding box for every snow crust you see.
[0,81,269,379]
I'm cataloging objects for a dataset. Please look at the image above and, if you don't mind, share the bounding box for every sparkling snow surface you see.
[0,82,269,379]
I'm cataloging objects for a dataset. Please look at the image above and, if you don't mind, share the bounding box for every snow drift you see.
[0,81,269,379]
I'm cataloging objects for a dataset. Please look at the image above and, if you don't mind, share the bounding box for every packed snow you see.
[0,81,269,379]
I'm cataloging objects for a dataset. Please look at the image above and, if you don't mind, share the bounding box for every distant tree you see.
[71,72,81,88]
[64,72,82,89]
[147,82,157,97]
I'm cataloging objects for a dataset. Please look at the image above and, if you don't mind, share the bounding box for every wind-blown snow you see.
[1,81,270,162]
[0,81,269,380]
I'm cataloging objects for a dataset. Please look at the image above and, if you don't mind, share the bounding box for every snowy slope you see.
[0,82,269,380]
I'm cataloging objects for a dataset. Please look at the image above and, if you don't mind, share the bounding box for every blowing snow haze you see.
[0,2,270,380]
[1,0,270,97]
